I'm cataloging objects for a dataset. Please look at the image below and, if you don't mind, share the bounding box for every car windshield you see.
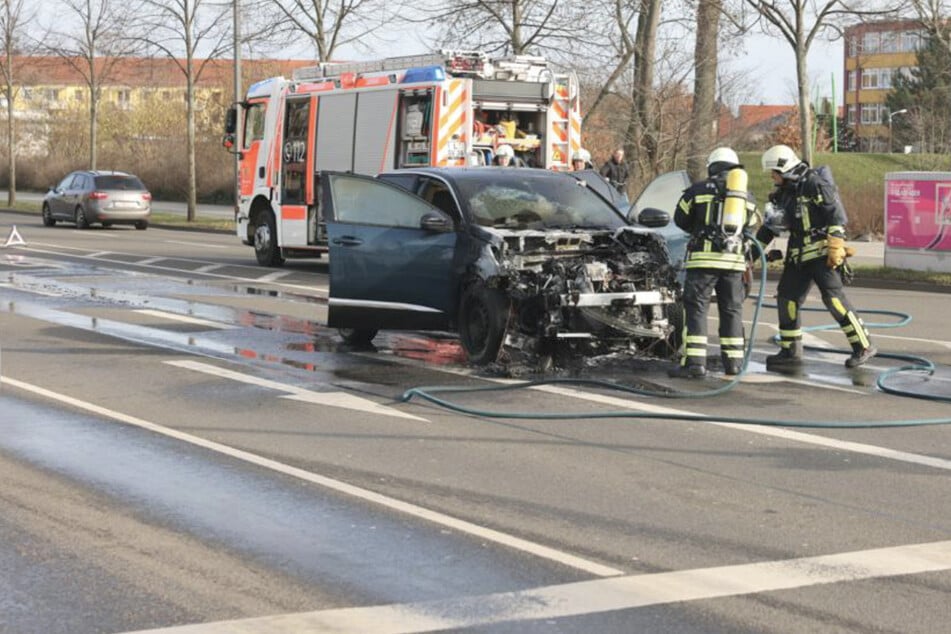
[453,171,627,230]
[95,175,145,190]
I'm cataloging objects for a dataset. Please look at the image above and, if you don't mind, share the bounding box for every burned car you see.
[323,167,683,365]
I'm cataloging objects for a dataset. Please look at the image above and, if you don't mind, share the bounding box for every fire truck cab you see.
[224,50,582,266]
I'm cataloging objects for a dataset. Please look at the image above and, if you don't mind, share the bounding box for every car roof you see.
[380,166,577,187]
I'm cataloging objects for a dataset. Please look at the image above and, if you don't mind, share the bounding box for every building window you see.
[847,70,858,92]
[880,31,898,53]
[901,30,922,52]
[862,31,881,54]
[861,69,879,89]
[116,89,131,107]
[74,89,84,102]
[861,103,884,125]
[848,35,859,58]
[847,105,856,125]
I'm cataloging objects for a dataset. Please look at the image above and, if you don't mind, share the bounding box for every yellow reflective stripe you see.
[828,225,845,234]
[846,312,871,348]
[686,349,707,358]
[779,328,800,338]
[830,297,846,316]
[684,260,747,271]
[685,335,708,344]
[784,301,798,321]
[723,350,745,359]
[720,337,744,346]
[695,194,715,202]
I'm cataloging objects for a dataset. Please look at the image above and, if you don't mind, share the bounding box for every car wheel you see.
[253,210,284,267]
[102,221,113,228]
[74,205,89,229]
[458,283,509,365]
[338,328,378,346]
[42,204,56,226]
[134,220,148,230]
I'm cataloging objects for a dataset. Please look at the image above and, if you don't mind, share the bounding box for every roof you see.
[718,104,796,139]
[13,56,315,88]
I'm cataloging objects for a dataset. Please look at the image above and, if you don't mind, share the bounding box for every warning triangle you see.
[3,225,25,247]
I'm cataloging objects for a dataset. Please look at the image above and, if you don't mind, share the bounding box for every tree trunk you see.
[626,0,661,184]
[89,60,98,170]
[186,63,197,222]
[795,37,812,164]
[687,0,721,182]
[6,50,14,206]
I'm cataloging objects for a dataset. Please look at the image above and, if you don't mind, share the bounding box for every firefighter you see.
[757,144,876,370]
[494,144,515,167]
[669,147,757,378]
[572,149,593,171]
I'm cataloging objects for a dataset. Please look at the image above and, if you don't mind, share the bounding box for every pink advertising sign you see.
[885,178,951,250]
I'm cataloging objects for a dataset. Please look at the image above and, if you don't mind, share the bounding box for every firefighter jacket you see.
[674,174,757,272]
[763,166,846,265]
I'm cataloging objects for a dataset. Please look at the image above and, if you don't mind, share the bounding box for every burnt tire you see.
[663,300,685,358]
[134,220,148,230]
[458,284,509,365]
[42,204,56,226]
[74,205,89,229]
[253,209,284,267]
[338,328,378,346]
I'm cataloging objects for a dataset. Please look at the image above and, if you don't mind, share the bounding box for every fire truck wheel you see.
[458,283,509,365]
[338,328,378,346]
[253,210,285,267]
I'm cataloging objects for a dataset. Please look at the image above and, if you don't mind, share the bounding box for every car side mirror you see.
[420,212,452,233]
[633,207,670,228]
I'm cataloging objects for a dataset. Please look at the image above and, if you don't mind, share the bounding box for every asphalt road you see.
[0,212,949,633]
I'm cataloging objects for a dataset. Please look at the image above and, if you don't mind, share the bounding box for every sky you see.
[726,33,844,106]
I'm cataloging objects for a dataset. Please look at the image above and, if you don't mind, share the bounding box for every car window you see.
[629,170,690,218]
[329,173,444,229]
[418,177,460,221]
[57,174,75,190]
[68,174,86,190]
[376,173,418,194]
[244,101,267,150]
[95,175,145,190]
[454,174,626,230]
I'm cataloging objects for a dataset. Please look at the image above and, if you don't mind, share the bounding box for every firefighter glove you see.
[826,235,847,268]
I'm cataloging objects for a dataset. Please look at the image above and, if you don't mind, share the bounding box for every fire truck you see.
[223,50,582,266]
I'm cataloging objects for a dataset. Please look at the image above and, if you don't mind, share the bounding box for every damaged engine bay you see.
[485,225,683,368]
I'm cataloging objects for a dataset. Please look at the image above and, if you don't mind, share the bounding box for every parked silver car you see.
[42,170,151,230]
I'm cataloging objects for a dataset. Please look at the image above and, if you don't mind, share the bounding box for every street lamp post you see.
[888,108,908,153]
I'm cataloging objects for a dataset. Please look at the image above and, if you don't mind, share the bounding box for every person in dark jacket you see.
[668,147,757,378]
[756,144,876,370]
[599,148,629,194]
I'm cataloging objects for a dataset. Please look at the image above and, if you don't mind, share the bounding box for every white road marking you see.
[257,270,294,282]
[873,332,951,350]
[163,240,227,249]
[137,257,166,265]
[133,309,235,329]
[16,245,328,296]
[127,540,951,634]
[167,359,425,421]
[0,373,622,579]
[193,264,225,273]
[528,384,951,471]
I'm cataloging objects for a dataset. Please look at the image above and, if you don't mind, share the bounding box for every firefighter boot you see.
[722,355,743,376]
[766,340,803,371]
[845,345,877,368]
[668,362,707,379]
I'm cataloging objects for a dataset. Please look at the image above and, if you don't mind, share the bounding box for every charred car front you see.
[323,167,683,365]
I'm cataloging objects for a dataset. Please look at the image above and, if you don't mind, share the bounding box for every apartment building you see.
[843,19,924,151]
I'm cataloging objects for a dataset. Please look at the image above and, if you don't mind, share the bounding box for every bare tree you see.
[414,0,584,56]
[623,0,662,178]
[744,0,899,164]
[908,1,951,53]
[138,0,231,221]
[265,0,399,61]
[40,0,142,170]
[0,0,35,204]
[687,0,722,180]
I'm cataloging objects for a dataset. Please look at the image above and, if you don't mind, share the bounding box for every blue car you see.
[323,167,684,365]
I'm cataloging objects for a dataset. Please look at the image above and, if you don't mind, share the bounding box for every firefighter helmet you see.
[496,144,514,158]
[706,147,739,167]
[762,145,801,173]
[573,148,591,163]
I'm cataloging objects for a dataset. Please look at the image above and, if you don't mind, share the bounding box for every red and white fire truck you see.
[223,50,582,266]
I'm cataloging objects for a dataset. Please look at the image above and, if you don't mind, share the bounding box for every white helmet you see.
[762,144,801,173]
[573,148,591,163]
[496,144,514,158]
[706,147,739,167]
